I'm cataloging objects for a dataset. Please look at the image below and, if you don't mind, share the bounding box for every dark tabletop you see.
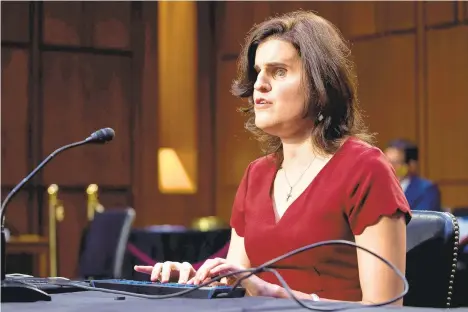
[2,291,468,312]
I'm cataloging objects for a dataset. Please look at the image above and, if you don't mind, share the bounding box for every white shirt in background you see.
[400,177,410,192]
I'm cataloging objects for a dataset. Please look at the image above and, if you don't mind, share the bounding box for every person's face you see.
[384,147,408,180]
[252,39,312,139]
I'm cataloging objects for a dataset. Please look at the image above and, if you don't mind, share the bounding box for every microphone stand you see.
[1,139,92,302]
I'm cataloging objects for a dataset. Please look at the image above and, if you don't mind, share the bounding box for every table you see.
[1,291,465,312]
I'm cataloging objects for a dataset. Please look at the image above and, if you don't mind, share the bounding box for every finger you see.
[161,262,175,283]
[209,263,233,276]
[194,258,225,284]
[178,262,194,284]
[134,265,154,274]
[186,277,195,285]
[193,260,215,284]
[150,263,164,282]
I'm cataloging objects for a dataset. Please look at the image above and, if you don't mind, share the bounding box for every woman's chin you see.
[255,119,279,135]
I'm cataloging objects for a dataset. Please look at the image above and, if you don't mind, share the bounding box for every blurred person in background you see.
[385,139,441,211]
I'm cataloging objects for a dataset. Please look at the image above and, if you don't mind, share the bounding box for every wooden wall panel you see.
[1,191,30,235]
[217,2,272,56]
[270,1,415,38]
[215,59,261,220]
[440,184,468,209]
[43,2,131,49]
[269,1,309,14]
[465,1,468,21]
[85,2,131,49]
[195,1,217,219]
[43,2,83,46]
[353,35,417,148]
[340,2,377,38]
[134,1,159,227]
[1,48,29,184]
[376,2,415,32]
[425,1,456,27]
[1,1,29,42]
[41,52,132,186]
[268,2,342,28]
[426,26,468,184]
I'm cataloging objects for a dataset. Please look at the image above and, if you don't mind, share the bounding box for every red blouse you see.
[230,138,411,301]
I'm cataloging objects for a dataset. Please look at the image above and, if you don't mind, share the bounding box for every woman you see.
[135,10,411,305]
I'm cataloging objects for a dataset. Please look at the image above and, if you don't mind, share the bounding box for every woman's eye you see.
[274,68,287,77]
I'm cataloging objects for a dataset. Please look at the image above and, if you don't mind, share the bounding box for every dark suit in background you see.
[404,176,441,211]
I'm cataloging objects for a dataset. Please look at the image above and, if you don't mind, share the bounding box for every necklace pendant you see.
[286,189,292,201]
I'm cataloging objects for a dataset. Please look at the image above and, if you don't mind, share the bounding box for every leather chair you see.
[405,210,460,308]
[78,207,135,279]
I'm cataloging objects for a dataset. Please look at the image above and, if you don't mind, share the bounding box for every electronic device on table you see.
[89,279,246,299]
[1,275,245,302]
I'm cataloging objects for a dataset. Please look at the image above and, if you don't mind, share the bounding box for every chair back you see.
[78,207,135,279]
[405,210,459,308]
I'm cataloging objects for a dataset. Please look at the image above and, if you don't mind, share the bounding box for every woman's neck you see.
[281,135,318,169]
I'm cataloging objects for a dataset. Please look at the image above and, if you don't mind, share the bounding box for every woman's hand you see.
[134,261,196,283]
[188,257,277,297]
[188,257,246,285]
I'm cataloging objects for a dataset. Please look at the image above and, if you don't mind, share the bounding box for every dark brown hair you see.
[231,10,374,163]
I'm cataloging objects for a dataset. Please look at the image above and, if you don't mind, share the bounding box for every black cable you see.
[52,239,408,311]
[230,239,408,310]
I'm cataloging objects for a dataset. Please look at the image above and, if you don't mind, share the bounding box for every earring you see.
[317,114,324,122]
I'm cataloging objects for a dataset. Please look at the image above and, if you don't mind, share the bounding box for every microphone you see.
[85,127,115,144]
[0,127,115,227]
[1,127,115,301]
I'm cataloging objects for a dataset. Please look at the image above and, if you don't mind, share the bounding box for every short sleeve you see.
[344,148,412,236]
[229,162,253,237]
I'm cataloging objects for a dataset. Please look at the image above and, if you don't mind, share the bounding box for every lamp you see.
[158,148,196,194]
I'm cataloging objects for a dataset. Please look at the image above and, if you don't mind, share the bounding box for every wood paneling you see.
[41,52,132,186]
[217,2,272,56]
[86,2,131,49]
[43,2,83,46]
[134,1,159,227]
[1,1,29,42]
[425,1,456,27]
[439,184,468,209]
[1,48,29,184]
[465,1,468,21]
[340,2,377,38]
[43,1,131,49]
[376,2,415,32]
[1,191,30,235]
[426,26,468,182]
[353,35,417,148]
[269,2,342,28]
[196,1,217,218]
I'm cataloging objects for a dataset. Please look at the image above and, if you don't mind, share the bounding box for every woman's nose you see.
[254,74,271,92]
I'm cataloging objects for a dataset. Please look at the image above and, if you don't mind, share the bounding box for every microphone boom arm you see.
[0,139,89,228]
